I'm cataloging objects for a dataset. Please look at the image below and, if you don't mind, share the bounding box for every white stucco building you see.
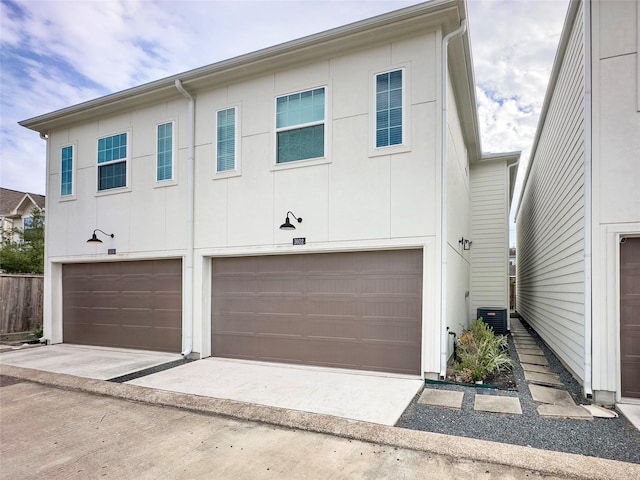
[20,0,516,380]
[516,0,640,405]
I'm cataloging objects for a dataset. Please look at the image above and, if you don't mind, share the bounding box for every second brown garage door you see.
[63,259,182,352]
[211,249,422,375]
[621,237,640,398]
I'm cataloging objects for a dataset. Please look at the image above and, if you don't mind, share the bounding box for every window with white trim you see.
[97,132,127,191]
[216,108,236,172]
[61,145,73,196]
[276,87,325,163]
[375,69,403,148]
[156,122,174,181]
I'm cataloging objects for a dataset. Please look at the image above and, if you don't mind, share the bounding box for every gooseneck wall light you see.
[279,211,302,230]
[87,229,115,244]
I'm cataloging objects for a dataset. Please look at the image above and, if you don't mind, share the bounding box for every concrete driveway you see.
[129,357,423,425]
[0,344,182,380]
[0,344,422,425]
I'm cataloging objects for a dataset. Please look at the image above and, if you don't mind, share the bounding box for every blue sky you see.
[0,0,569,243]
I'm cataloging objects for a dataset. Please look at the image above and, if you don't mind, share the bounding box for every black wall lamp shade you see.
[280,211,302,230]
[87,229,115,243]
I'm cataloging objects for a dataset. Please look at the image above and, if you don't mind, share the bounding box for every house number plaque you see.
[293,238,306,245]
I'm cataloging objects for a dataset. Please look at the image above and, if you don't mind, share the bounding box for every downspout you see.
[440,19,467,377]
[175,79,194,357]
[507,160,519,319]
[583,0,593,396]
[40,132,50,344]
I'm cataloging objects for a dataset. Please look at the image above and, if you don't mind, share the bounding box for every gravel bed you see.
[396,319,640,464]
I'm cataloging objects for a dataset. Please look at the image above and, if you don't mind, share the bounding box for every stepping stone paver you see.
[518,354,548,366]
[582,404,618,418]
[529,384,575,405]
[474,395,522,415]
[418,388,463,409]
[521,363,553,374]
[515,347,544,356]
[537,404,593,420]
[525,370,563,387]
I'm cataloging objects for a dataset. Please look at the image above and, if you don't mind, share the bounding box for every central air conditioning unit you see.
[477,308,508,335]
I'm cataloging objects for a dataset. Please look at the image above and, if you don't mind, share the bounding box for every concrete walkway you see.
[511,321,596,420]
[2,365,637,480]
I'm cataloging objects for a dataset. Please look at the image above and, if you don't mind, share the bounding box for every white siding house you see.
[516,0,640,405]
[20,0,517,380]
[470,153,519,324]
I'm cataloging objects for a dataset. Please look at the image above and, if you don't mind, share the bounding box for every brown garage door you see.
[211,249,422,375]
[63,260,182,352]
[621,237,640,398]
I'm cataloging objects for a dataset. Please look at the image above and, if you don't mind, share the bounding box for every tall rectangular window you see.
[157,122,173,181]
[375,70,403,148]
[61,145,73,196]
[216,108,236,172]
[276,87,325,163]
[97,132,127,191]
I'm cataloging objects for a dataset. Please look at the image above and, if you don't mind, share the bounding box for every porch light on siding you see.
[87,229,115,243]
[279,211,302,230]
[459,237,472,250]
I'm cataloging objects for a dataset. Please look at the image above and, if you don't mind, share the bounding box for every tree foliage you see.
[0,208,45,274]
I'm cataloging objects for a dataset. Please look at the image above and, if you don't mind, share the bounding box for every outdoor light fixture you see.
[459,237,472,250]
[87,229,115,244]
[279,211,302,230]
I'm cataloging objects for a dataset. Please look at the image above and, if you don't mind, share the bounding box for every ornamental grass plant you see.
[455,319,512,383]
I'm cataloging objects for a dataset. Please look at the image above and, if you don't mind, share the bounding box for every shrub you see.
[455,319,512,383]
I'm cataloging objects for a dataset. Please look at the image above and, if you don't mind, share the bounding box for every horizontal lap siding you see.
[517,3,586,381]
[471,162,508,317]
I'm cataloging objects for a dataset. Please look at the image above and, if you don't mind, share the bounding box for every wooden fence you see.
[0,274,44,334]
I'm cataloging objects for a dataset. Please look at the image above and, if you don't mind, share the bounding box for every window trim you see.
[95,130,131,195]
[60,142,76,200]
[273,85,329,168]
[369,66,411,157]
[155,120,177,186]
[213,105,241,179]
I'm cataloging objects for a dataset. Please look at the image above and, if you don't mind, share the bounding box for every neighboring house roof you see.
[0,187,45,219]
[19,0,483,162]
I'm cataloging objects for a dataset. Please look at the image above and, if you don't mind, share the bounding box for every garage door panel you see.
[212,250,422,375]
[63,260,182,352]
[621,238,640,398]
